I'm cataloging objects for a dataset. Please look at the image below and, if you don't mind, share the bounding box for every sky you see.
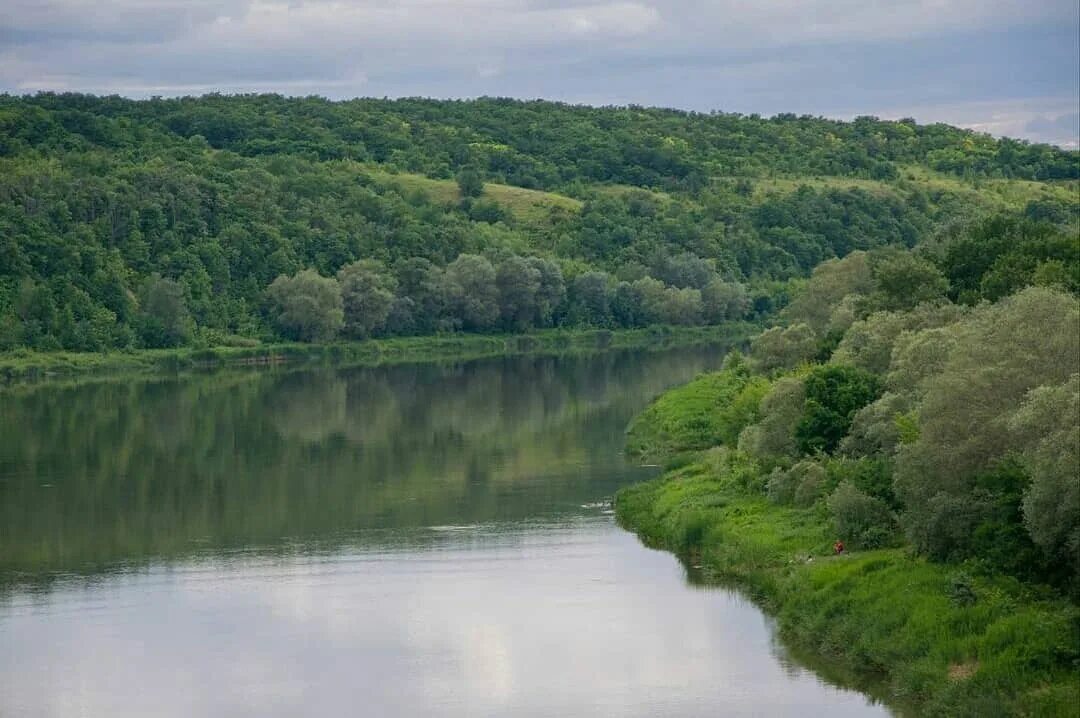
[1,1,1078,147]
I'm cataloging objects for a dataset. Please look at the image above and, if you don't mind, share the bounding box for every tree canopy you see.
[0,93,1076,350]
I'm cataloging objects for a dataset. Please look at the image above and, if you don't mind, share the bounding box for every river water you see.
[0,347,888,717]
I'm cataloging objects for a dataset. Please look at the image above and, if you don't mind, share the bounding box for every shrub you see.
[766,466,797,505]
[827,481,896,548]
[793,463,828,507]
[795,364,882,454]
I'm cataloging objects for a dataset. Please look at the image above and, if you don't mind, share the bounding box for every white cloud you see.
[865,97,1080,148]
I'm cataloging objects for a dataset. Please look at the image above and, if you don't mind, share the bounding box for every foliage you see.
[868,251,949,311]
[337,260,397,338]
[265,269,343,342]
[616,460,1079,717]
[795,364,882,455]
[137,275,192,348]
[625,368,760,461]
[455,167,485,198]
[893,287,1079,573]
[749,323,817,371]
[2,94,1074,353]
[826,481,896,548]
[1007,375,1080,575]
[930,214,1080,304]
[830,302,965,374]
[780,252,874,333]
[737,375,806,461]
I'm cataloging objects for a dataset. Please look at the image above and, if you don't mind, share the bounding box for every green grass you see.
[616,374,1080,716]
[0,324,754,386]
[617,462,1079,716]
[362,164,584,226]
[625,368,769,461]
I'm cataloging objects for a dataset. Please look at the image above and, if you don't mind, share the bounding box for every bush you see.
[827,481,896,548]
[793,462,828,507]
[795,364,882,454]
[766,466,797,505]
[824,456,896,507]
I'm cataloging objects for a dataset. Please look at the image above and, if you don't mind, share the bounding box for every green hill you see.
[0,93,1076,353]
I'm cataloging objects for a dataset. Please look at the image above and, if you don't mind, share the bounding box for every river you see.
[0,346,888,716]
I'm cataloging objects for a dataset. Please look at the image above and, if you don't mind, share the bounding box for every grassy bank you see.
[0,324,752,385]
[615,378,1079,716]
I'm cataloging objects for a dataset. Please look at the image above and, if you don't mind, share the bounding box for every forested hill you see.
[6,94,1080,184]
[1,93,1077,352]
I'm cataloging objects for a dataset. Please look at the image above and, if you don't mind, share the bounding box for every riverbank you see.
[615,379,1079,716]
[0,324,753,385]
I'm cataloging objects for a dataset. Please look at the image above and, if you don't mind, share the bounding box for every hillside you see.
[615,243,1080,714]
[0,94,1076,353]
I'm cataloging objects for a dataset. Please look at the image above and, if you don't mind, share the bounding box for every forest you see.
[618,211,1080,712]
[1,93,1077,353]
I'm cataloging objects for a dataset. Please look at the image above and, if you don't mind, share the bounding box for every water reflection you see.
[0,347,723,579]
[0,520,887,718]
[0,345,891,717]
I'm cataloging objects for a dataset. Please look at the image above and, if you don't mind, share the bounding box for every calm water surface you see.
[0,347,889,717]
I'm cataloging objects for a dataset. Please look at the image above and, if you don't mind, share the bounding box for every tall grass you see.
[616,458,1080,716]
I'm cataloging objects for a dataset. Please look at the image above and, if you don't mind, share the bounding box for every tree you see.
[839,392,911,458]
[894,287,1079,561]
[138,275,193,348]
[870,252,948,311]
[495,255,541,331]
[738,376,806,460]
[337,260,397,338]
[649,252,714,289]
[395,257,446,334]
[526,257,565,328]
[1007,375,1080,572]
[781,252,874,333]
[701,279,750,323]
[795,364,882,455]
[750,323,818,372]
[456,168,485,198]
[443,254,499,331]
[570,271,612,326]
[611,281,646,327]
[632,276,668,325]
[655,286,703,325]
[828,482,895,548]
[831,302,965,375]
[14,279,58,349]
[265,269,343,342]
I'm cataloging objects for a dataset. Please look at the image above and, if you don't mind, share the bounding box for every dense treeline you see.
[258,252,752,344]
[619,219,1080,713]
[1,94,1077,353]
[652,212,1080,590]
[4,94,1077,186]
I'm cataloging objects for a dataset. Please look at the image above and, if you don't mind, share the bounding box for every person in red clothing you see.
[833,540,845,555]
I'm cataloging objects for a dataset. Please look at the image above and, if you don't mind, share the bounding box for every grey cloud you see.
[1026,112,1080,134]
[0,1,1077,146]
[0,1,248,44]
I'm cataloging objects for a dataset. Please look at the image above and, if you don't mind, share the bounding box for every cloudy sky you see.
[1,1,1078,146]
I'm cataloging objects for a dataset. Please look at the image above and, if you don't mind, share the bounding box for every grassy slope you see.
[615,377,1079,717]
[370,163,1073,228]
[362,165,584,226]
[625,370,767,461]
